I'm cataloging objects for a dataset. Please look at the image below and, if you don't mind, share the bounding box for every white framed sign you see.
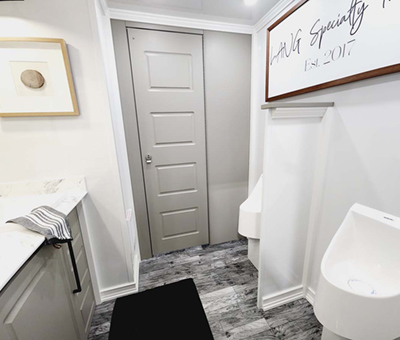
[266,0,400,101]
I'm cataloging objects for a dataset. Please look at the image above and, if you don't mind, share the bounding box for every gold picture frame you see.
[0,37,79,117]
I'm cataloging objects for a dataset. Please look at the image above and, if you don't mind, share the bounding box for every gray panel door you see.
[127,28,209,255]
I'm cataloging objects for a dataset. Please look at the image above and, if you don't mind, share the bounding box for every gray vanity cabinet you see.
[61,208,96,339]
[0,208,95,340]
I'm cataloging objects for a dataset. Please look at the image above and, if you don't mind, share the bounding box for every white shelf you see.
[261,102,334,119]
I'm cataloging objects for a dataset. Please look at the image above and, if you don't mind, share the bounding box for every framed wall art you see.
[0,37,79,117]
[266,0,400,101]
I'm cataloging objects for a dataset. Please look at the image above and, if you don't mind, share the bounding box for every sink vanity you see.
[0,178,96,340]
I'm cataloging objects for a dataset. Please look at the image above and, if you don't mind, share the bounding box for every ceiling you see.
[108,0,280,26]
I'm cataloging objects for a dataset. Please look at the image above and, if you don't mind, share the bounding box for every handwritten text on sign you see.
[266,0,400,101]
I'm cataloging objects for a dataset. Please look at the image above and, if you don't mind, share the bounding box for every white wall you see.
[252,0,400,300]
[0,0,136,295]
[306,76,400,292]
[259,113,322,308]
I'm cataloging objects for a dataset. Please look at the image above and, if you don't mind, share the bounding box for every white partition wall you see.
[257,104,333,310]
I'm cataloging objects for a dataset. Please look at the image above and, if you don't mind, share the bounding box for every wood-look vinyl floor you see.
[88,239,322,340]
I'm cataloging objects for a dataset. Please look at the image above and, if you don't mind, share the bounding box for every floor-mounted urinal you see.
[238,175,263,269]
[314,203,400,340]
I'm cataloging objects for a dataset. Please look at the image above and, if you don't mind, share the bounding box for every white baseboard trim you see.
[134,253,140,289]
[100,282,138,303]
[100,250,141,303]
[306,287,316,306]
[262,285,304,311]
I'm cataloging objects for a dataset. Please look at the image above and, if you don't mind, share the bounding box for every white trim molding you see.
[100,249,140,303]
[100,282,139,302]
[108,7,254,34]
[98,0,109,16]
[306,287,316,306]
[271,107,330,119]
[92,0,138,284]
[301,108,335,301]
[262,102,334,119]
[248,31,261,194]
[254,0,298,33]
[262,285,304,311]
[77,201,102,305]
[261,102,335,109]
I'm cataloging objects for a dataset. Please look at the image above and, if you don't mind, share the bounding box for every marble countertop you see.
[0,178,87,292]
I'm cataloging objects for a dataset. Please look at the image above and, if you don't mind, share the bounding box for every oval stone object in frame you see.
[20,69,45,89]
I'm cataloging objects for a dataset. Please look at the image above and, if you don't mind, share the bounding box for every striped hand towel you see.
[8,206,72,244]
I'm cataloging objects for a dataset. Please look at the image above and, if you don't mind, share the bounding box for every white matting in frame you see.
[0,38,79,117]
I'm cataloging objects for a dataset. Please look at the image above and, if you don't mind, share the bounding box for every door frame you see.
[111,20,205,259]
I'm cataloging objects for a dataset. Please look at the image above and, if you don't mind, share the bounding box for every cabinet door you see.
[3,254,79,340]
[61,209,95,339]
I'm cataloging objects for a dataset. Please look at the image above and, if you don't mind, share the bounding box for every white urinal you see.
[314,203,400,340]
[238,175,263,270]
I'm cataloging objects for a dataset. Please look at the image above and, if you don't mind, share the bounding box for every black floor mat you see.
[109,278,214,340]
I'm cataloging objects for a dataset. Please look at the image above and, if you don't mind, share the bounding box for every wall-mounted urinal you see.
[238,174,263,270]
[314,203,400,340]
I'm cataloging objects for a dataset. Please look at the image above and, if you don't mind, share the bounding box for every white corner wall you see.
[252,0,400,304]
[258,112,322,309]
[0,0,136,298]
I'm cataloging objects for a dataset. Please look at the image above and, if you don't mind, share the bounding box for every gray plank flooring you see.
[88,239,322,339]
